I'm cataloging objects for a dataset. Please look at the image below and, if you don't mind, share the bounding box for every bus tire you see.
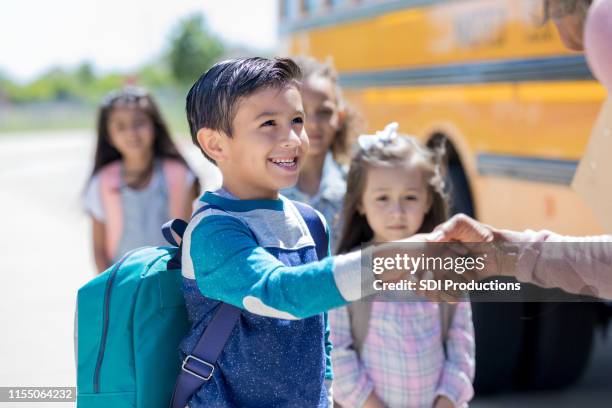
[441,141,528,393]
[515,301,596,390]
[442,148,524,393]
[471,298,525,393]
[447,162,474,216]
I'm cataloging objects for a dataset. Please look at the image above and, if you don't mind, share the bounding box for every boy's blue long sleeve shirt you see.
[180,190,366,407]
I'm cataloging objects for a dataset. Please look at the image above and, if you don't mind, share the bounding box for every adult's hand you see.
[429,214,524,284]
[371,232,444,283]
[432,213,496,244]
[370,233,466,302]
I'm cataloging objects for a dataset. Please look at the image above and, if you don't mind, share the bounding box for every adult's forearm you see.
[498,229,612,300]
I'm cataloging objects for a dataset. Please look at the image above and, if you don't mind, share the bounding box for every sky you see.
[0,0,279,82]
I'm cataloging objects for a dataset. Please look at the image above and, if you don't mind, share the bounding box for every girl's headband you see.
[357,122,399,150]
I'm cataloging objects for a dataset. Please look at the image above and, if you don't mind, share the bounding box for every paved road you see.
[0,130,219,407]
[0,131,610,407]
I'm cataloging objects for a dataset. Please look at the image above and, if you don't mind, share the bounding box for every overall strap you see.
[291,200,329,261]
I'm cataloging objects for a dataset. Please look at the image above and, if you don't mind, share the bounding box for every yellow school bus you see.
[279,0,607,394]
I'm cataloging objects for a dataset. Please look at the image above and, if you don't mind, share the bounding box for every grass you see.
[0,94,190,137]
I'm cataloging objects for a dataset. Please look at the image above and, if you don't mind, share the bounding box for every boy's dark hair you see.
[186,57,302,163]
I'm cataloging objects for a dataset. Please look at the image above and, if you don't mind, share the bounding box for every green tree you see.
[138,63,172,89]
[167,14,224,86]
[76,62,95,85]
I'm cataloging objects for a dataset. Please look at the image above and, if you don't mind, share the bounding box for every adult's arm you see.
[435,214,612,300]
[503,229,612,300]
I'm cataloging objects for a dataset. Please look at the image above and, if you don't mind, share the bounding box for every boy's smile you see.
[218,85,309,200]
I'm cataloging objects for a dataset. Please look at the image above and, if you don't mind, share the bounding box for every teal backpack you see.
[76,220,189,407]
[76,202,328,407]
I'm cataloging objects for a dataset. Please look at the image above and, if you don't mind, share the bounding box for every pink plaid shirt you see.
[329,300,475,408]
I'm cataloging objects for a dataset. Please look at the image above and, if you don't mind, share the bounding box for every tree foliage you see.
[0,13,227,105]
[167,14,224,86]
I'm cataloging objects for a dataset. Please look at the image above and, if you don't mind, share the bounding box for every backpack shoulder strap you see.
[170,303,241,408]
[162,159,190,219]
[349,302,456,358]
[291,200,329,261]
[99,161,123,261]
[439,302,457,355]
[169,202,240,408]
[347,300,373,357]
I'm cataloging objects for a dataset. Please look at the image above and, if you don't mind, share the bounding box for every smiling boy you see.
[179,57,407,407]
[180,57,357,407]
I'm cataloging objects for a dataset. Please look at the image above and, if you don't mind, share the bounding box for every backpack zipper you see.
[92,249,140,393]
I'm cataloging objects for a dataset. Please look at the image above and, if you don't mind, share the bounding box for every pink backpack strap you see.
[162,159,190,219]
[99,161,123,261]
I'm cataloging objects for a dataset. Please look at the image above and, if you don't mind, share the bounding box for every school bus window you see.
[281,0,299,20]
[304,0,322,14]
[280,0,287,19]
[324,0,335,11]
[303,0,323,14]
[299,0,307,16]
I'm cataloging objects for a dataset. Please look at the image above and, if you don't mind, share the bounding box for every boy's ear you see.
[196,128,228,163]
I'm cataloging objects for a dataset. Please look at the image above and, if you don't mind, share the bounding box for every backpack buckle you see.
[182,355,214,381]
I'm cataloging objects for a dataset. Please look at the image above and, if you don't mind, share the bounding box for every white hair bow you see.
[357,122,399,150]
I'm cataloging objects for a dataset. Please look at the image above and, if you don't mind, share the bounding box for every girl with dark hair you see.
[330,124,475,408]
[84,87,199,273]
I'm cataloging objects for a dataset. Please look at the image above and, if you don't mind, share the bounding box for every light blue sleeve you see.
[189,214,359,319]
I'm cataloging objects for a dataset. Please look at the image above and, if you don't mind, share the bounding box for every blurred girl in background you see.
[282,56,362,251]
[83,87,199,273]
